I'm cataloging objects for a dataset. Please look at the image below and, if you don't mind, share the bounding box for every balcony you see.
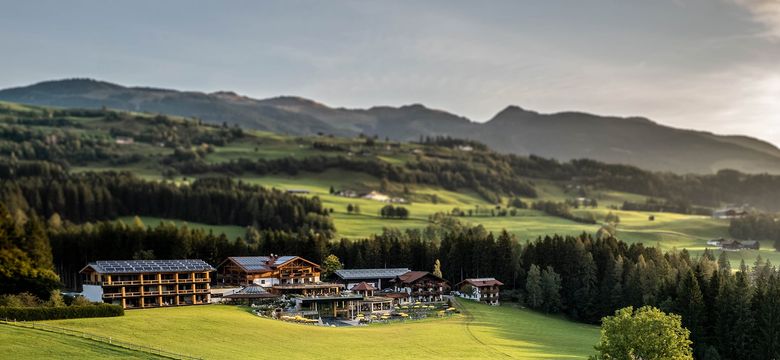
[105,280,141,286]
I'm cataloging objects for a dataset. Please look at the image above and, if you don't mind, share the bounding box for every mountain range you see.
[2,78,780,174]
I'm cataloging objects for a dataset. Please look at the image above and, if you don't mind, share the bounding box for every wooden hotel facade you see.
[80,259,215,309]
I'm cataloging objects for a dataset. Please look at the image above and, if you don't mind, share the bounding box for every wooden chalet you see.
[217,255,343,295]
[391,271,450,303]
[79,259,214,309]
[456,278,503,305]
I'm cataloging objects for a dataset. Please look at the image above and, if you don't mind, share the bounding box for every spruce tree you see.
[676,270,706,353]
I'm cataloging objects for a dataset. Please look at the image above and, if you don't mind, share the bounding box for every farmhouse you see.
[707,238,760,251]
[362,191,390,202]
[334,268,411,290]
[456,278,503,305]
[79,259,214,309]
[712,206,748,220]
[115,136,134,145]
[391,271,450,303]
[216,255,343,295]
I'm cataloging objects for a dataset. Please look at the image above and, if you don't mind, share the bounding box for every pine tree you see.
[754,273,780,359]
[676,270,706,352]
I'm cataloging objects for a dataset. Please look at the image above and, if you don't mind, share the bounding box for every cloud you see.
[733,0,780,38]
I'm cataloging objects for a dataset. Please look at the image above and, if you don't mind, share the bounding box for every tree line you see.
[0,172,334,235]
[167,155,538,202]
[729,213,780,250]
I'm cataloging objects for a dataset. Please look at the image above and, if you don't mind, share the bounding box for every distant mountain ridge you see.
[2,78,780,174]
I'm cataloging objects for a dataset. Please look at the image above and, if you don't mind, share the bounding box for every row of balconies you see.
[103,288,210,298]
[101,277,210,286]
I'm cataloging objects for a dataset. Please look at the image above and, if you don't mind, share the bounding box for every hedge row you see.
[0,304,124,321]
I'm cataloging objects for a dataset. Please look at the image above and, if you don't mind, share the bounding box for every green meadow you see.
[0,325,165,359]
[2,301,599,359]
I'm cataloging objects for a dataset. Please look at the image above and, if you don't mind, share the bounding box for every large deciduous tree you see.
[592,306,693,360]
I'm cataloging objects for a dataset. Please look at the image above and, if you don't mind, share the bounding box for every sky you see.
[1,0,779,144]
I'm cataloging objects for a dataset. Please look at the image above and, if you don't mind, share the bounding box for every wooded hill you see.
[3,101,780,211]
[3,78,780,174]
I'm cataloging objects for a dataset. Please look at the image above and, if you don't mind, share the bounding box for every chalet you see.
[79,259,214,309]
[456,278,503,305]
[216,255,343,296]
[391,271,450,303]
[334,268,411,290]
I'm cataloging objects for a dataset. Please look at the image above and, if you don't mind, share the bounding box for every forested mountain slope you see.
[3,79,780,174]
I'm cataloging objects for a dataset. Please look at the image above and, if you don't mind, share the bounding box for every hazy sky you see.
[1,0,779,144]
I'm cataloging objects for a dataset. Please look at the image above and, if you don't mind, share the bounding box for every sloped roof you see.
[350,282,376,291]
[220,256,319,273]
[80,259,214,274]
[394,271,449,285]
[334,268,410,280]
[224,285,278,299]
[457,278,504,288]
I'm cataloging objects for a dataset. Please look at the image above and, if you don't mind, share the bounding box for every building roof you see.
[350,282,376,292]
[224,285,278,299]
[220,256,319,273]
[457,278,504,288]
[394,271,449,285]
[334,268,411,280]
[80,259,215,274]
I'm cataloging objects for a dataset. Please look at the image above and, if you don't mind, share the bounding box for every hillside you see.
[2,301,599,359]
[3,79,780,174]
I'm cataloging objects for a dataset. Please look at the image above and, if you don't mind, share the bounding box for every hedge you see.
[0,304,124,321]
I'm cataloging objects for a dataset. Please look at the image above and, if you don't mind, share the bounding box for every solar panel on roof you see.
[88,259,215,274]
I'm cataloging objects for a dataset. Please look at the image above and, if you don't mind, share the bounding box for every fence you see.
[0,319,202,360]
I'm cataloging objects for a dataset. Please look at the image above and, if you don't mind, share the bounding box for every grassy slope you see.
[0,325,164,359]
[116,216,245,240]
[24,301,597,360]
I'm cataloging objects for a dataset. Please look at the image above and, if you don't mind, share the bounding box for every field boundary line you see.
[0,319,201,360]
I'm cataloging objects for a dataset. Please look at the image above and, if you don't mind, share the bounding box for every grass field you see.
[0,325,165,359]
[1,301,599,359]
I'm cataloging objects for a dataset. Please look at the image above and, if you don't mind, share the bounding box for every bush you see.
[0,304,124,321]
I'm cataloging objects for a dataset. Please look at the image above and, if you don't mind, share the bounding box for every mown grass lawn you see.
[16,301,598,359]
[0,325,165,359]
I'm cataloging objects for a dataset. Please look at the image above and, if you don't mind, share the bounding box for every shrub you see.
[0,303,123,321]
